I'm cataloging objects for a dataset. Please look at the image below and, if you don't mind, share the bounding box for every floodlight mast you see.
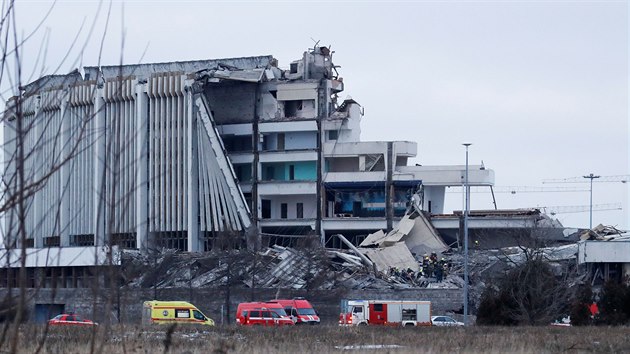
[462,143,471,326]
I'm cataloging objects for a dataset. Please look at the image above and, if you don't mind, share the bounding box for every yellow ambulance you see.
[142,301,215,326]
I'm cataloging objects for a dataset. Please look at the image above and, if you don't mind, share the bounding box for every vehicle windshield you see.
[297,308,316,316]
[192,310,206,321]
[273,308,287,316]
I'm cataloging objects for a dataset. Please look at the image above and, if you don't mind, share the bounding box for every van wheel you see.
[359,322,368,326]
[404,323,414,327]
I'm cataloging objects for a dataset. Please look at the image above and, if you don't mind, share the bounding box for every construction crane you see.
[537,203,623,216]
[542,175,630,184]
[447,185,589,194]
[446,185,590,211]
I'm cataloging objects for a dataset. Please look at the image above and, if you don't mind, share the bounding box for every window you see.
[176,309,190,318]
[402,309,417,321]
[250,311,261,318]
[373,304,384,311]
[193,310,205,321]
[262,200,271,219]
[353,306,363,313]
[328,130,338,140]
[265,166,275,180]
[281,203,288,219]
[296,203,303,219]
[289,165,295,180]
[262,311,272,318]
[278,133,285,151]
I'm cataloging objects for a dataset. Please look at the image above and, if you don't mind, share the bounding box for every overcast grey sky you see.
[10,0,629,229]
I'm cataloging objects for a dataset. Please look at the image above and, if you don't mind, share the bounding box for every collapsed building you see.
[1,46,494,255]
[6,45,597,323]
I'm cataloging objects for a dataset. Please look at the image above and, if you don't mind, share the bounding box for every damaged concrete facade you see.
[2,46,494,255]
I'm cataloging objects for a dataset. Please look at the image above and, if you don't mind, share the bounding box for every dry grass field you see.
[9,324,630,354]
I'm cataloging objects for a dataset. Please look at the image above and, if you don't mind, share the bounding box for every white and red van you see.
[267,298,320,325]
[235,302,294,326]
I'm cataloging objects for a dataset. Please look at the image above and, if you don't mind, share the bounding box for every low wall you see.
[0,287,463,325]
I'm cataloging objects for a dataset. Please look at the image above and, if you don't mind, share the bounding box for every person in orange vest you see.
[589,302,599,318]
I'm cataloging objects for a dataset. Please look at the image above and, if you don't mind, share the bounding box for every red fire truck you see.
[267,298,320,325]
[339,300,431,327]
[235,302,294,326]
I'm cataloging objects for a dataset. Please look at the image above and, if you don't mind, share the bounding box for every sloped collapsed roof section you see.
[361,211,449,255]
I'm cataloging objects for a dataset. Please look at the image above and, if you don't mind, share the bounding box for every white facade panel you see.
[258,182,317,195]
[578,240,630,264]
[323,141,387,156]
[0,246,121,267]
[227,153,254,164]
[259,120,317,133]
[259,151,318,163]
[324,171,386,183]
[395,165,495,186]
[322,218,388,231]
[285,131,317,150]
[217,123,253,135]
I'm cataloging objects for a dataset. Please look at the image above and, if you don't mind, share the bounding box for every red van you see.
[236,302,294,326]
[267,298,320,325]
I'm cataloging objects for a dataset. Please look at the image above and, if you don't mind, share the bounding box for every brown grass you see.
[9,324,630,354]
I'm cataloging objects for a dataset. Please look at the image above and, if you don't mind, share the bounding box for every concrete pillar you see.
[186,88,200,252]
[59,92,71,247]
[93,89,106,246]
[135,82,149,251]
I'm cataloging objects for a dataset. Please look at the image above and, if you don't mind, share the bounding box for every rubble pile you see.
[580,224,627,241]
[121,210,600,295]
[122,244,466,291]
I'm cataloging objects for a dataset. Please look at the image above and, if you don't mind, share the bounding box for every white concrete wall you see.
[259,151,318,163]
[423,186,446,214]
[396,165,495,186]
[217,123,253,135]
[260,195,317,219]
[0,246,121,268]
[257,181,317,195]
[578,240,630,263]
[259,120,317,133]
[285,131,317,150]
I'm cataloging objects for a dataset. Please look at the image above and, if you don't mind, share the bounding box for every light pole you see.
[462,143,471,326]
[583,173,600,229]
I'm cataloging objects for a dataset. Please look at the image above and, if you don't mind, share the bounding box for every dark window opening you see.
[278,133,285,151]
[281,203,288,219]
[297,203,303,219]
[289,165,295,180]
[328,130,338,140]
[44,236,60,247]
[262,200,271,219]
[265,166,275,180]
[70,234,94,247]
[373,304,384,311]
[284,100,303,117]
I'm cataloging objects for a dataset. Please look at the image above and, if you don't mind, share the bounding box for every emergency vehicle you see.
[142,301,214,326]
[267,298,320,324]
[339,300,431,327]
[235,302,294,326]
[48,313,97,327]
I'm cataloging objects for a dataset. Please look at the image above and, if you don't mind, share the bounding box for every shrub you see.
[569,284,593,326]
[476,258,567,325]
[596,280,630,325]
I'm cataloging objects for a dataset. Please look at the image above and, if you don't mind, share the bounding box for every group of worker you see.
[387,252,451,284]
